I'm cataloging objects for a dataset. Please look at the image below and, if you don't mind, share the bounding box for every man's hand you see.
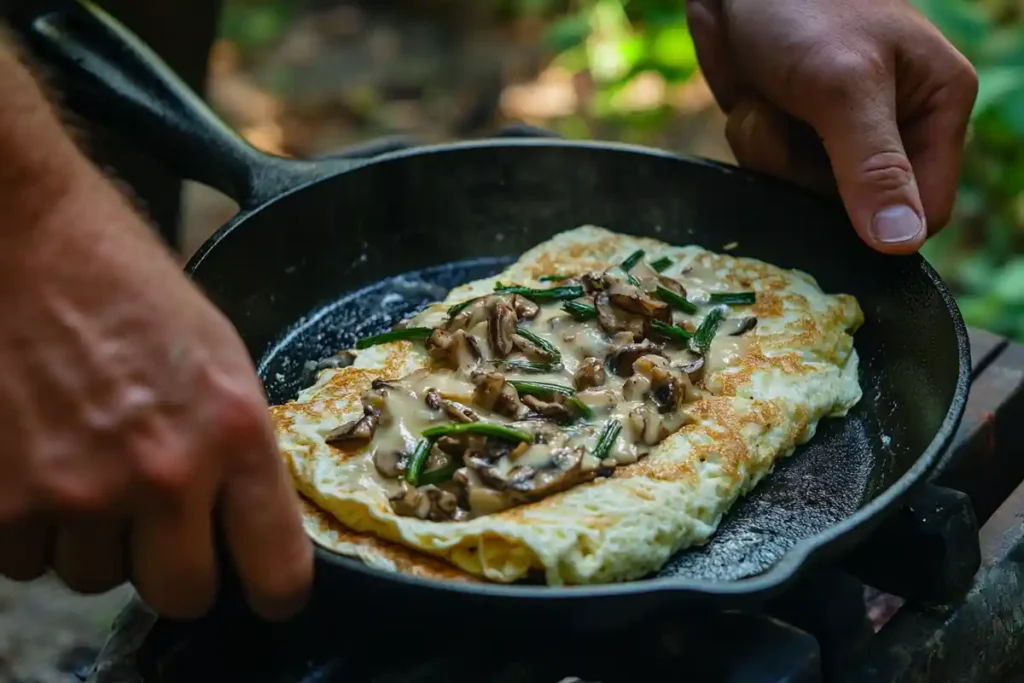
[0,34,312,620]
[686,0,978,254]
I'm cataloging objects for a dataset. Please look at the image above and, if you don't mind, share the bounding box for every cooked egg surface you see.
[272,226,863,584]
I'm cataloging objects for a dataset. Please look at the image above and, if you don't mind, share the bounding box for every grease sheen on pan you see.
[272,226,863,585]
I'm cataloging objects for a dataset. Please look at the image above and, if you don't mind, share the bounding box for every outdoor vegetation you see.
[213,0,1024,339]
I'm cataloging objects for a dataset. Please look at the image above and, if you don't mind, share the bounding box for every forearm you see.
[0,29,103,225]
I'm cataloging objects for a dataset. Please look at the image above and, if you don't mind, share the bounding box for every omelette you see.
[272,226,864,585]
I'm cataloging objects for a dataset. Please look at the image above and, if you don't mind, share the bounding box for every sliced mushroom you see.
[488,298,518,357]
[629,404,666,446]
[581,272,605,293]
[522,394,575,423]
[471,372,527,418]
[574,357,607,391]
[425,388,443,410]
[360,381,391,415]
[630,260,662,291]
[312,350,357,372]
[423,443,459,474]
[720,316,758,336]
[373,449,408,478]
[324,411,379,445]
[477,447,595,500]
[447,297,490,332]
[595,293,646,338]
[388,484,460,521]
[605,276,671,321]
[426,328,483,370]
[455,468,516,517]
[649,365,693,413]
[607,339,666,377]
[628,403,696,447]
[655,275,687,298]
[510,294,539,321]
[622,369,653,402]
[443,400,479,423]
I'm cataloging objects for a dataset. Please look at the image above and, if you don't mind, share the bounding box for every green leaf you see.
[973,66,1024,118]
[957,293,1005,331]
[996,86,1024,137]
[992,257,1024,305]
[650,24,696,70]
[545,15,593,52]
[911,0,991,57]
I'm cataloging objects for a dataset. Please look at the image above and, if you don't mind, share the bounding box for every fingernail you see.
[871,206,925,244]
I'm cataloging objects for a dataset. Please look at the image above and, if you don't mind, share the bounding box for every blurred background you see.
[187,0,1024,337]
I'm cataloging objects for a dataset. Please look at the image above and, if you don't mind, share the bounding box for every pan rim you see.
[184,138,971,601]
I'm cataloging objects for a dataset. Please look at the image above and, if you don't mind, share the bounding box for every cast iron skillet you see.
[13,0,970,627]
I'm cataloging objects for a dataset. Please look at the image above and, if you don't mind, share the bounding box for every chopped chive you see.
[355,327,433,349]
[515,325,561,361]
[567,396,595,420]
[650,319,693,343]
[497,360,561,373]
[405,439,433,486]
[655,285,698,314]
[494,284,585,302]
[624,272,642,287]
[418,460,462,487]
[508,380,575,399]
[593,420,622,461]
[709,291,757,306]
[562,301,598,320]
[620,249,646,272]
[421,422,534,442]
[447,297,481,316]
[692,306,727,355]
[540,274,571,282]
[650,257,672,273]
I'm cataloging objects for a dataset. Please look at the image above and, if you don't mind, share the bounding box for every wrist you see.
[0,28,105,233]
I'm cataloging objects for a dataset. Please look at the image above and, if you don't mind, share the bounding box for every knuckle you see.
[34,475,111,514]
[788,43,887,103]
[135,445,195,499]
[857,151,915,193]
[952,55,979,104]
[213,383,276,469]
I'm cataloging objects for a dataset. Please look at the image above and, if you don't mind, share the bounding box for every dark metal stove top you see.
[83,131,1024,683]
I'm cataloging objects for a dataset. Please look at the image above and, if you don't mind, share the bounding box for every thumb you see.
[805,80,927,255]
[725,97,836,196]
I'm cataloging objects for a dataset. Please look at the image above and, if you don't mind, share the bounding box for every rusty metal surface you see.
[847,484,979,605]
[841,475,1024,683]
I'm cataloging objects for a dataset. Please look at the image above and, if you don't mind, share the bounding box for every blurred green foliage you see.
[219,0,307,54]
[540,0,700,141]
[535,0,1024,340]
[219,0,1024,339]
[912,0,1024,340]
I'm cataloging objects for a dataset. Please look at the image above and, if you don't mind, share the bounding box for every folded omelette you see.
[272,226,863,585]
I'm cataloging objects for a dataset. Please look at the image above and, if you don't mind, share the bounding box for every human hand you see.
[0,168,313,621]
[686,0,978,254]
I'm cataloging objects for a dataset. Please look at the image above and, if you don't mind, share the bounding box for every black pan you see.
[13,1,970,628]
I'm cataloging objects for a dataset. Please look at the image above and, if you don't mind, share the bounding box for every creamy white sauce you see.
[352,269,755,520]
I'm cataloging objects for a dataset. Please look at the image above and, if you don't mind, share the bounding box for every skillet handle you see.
[9,0,353,209]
